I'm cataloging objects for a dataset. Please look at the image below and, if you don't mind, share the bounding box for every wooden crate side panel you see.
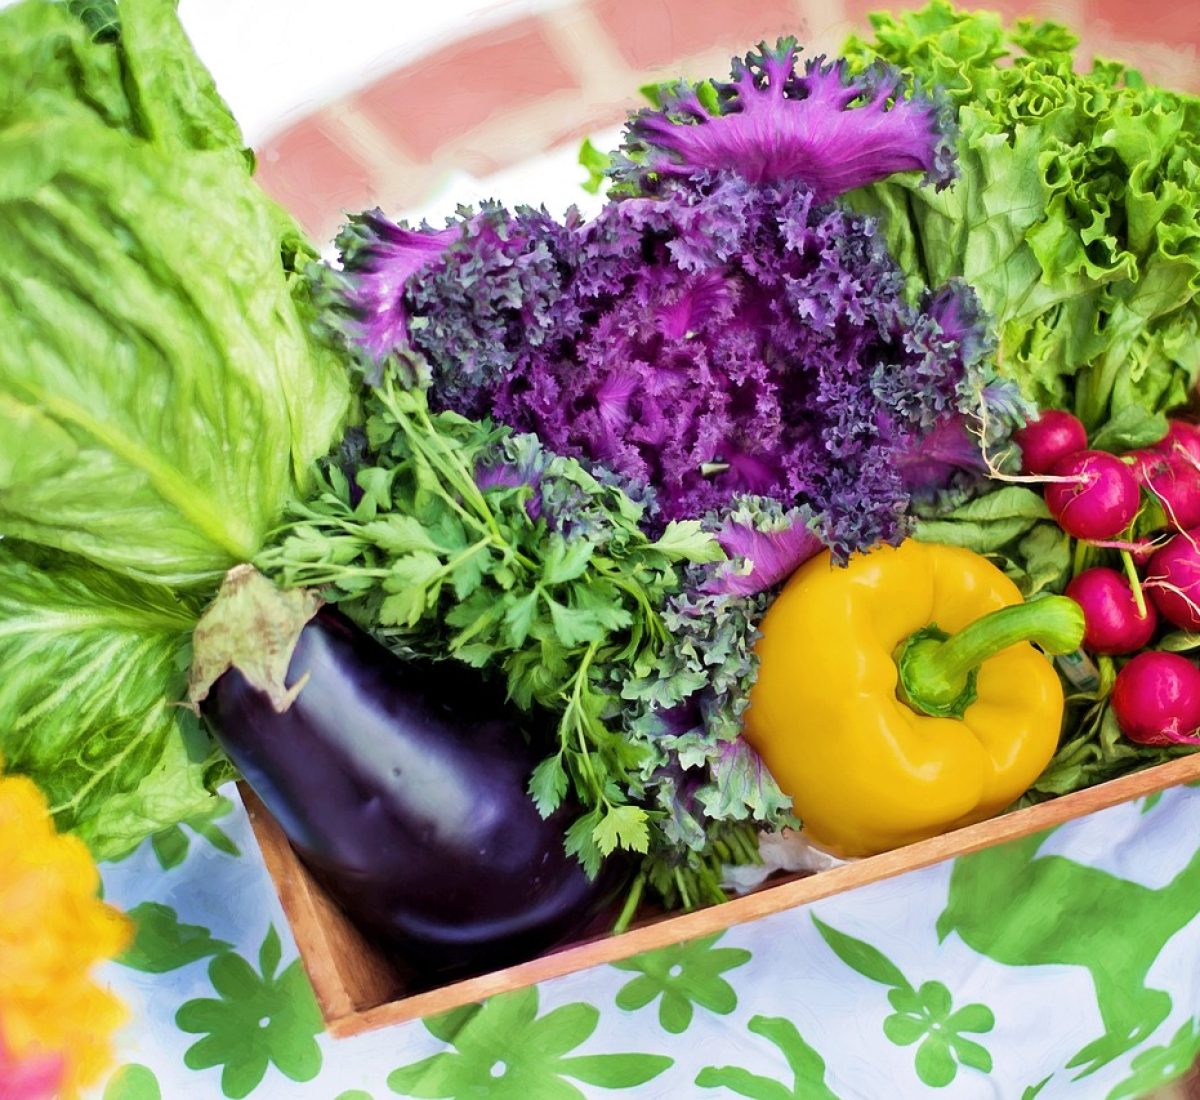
[240,787,406,1023]
[245,753,1200,1039]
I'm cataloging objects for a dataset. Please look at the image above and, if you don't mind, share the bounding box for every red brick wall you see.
[255,0,1200,244]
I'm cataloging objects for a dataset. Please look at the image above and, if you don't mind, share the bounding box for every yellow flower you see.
[0,770,131,1098]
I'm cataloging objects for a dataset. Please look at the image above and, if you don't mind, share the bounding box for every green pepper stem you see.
[897,595,1085,719]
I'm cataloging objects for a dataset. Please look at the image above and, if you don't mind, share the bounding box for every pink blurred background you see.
[178,0,1199,248]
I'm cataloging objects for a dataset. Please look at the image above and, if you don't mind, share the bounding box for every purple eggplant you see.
[202,608,626,977]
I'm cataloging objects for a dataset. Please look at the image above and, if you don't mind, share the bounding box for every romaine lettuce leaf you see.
[0,0,349,587]
[0,0,350,855]
[0,543,233,859]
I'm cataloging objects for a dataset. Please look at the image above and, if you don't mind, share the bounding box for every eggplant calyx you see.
[186,564,322,713]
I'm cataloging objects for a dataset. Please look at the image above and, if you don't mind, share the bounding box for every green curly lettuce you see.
[0,543,234,858]
[844,1,1200,430]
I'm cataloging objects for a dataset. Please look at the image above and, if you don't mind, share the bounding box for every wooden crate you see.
[241,753,1200,1038]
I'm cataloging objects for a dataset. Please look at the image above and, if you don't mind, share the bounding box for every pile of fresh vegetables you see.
[3,0,1200,982]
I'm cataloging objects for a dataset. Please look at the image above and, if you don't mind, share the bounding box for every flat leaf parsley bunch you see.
[260,379,727,877]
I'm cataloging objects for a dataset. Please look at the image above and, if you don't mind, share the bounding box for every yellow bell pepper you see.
[742,539,1084,858]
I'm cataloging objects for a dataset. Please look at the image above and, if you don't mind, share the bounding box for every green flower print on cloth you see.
[117,902,232,974]
[812,914,995,1088]
[175,925,323,1098]
[612,932,752,1033]
[1107,1019,1200,1100]
[387,988,672,1099]
[882,981,994,1087]
[102,1064,162,1100]
[696,1015,841,1099]
[937,829,1200,1078]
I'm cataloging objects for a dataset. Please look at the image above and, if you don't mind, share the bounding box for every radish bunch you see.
[1015,412,1200,746]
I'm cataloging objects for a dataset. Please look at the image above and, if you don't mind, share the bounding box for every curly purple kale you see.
[322,41,1002,562]
[611,38,957,198]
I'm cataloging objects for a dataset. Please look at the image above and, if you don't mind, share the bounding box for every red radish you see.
[1044,450,1140,540]
[1111,651,1200,745]
[1153,420,1200,469]
[1013,410,1088,475]
[1064,567,1157,655]
[1146,528,1200,630]
[1127,448,1200,531]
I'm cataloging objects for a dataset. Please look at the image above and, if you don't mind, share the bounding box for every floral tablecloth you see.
[93,782,1200,1100]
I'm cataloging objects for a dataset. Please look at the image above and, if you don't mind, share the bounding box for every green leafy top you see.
[844,1,1200,430]
[0,542,233,858]
[257,382,724,878]
[0,0,350,858]
[0,0,349,587]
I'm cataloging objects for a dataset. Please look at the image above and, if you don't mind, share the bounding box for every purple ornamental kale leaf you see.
[871,278,1029,503]
[395,170,993,560]
[329,203,578,404]
[333,209,460,368]
[405,202,581,417]
[612,38,957,199]
[319,40,989,563]
[707,498,824,597]
[483,175,889,547]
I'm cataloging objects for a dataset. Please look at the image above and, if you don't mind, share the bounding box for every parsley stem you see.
[389,410,491,538]
[566,642,604,799]
[592,561,668,644]
[379,383,539,570]
[733,825,762,865]
[674,867,693,910]
[381,380,502,541]
[271,565,391,585]
[611,870,646,935]
[428,538,493,584]
[413,399,504,540]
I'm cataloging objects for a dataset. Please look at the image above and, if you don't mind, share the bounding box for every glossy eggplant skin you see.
[204,609,625,976]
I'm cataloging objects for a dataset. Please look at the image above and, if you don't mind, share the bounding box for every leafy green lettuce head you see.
[0,0,350,855]
[0,0,349,587]
[843,0,1200,431]
[0,542,233,859]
